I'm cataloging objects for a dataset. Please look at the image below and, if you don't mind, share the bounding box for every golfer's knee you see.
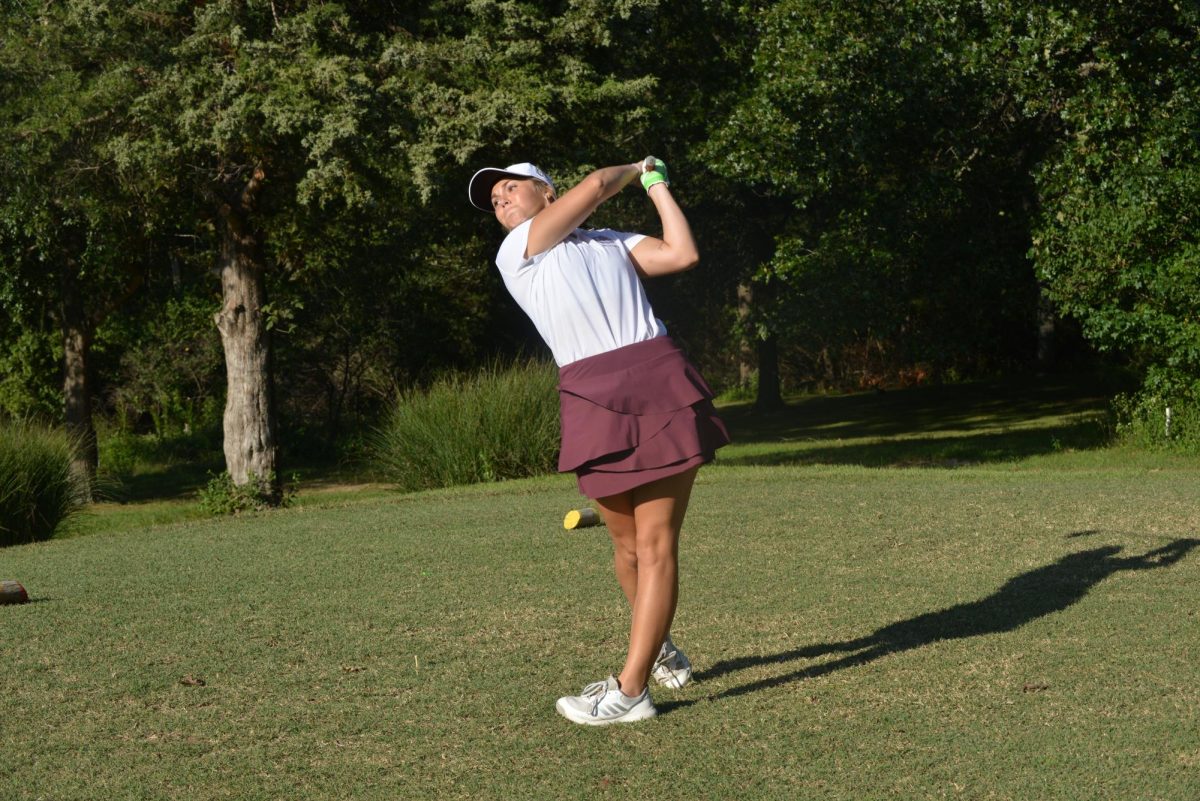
[635,523,678,568]
[613,541,638,570]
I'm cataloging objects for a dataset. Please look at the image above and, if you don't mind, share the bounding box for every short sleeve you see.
[495,219,534,277]
[593,228,646,253]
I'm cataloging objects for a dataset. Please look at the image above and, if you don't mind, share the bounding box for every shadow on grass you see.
[719,375,1114,468]
[698,538,1200,700]
[98,460,222,503]
[723,420,1108,468]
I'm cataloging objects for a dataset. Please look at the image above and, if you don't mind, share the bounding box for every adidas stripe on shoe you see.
[555,676,657,726]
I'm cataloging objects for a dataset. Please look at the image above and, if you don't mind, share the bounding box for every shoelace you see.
[654,649,679,674]
[580,680,610,715]
[654,649,686,687]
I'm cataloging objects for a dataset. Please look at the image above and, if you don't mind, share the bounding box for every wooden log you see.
[563,508,601,530]
[1,580,29,604]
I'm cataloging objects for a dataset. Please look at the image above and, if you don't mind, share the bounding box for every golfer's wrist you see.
[641,171,668,194]
[638,156,669,194]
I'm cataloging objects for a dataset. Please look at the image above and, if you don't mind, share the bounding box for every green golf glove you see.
[640,156,670,193]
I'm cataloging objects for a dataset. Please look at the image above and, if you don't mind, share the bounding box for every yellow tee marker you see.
[563,508,601,530]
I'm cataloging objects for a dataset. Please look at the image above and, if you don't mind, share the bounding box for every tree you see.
[379,0,753,393]
[1023,2,1200,411]
[0,1,154,495]
[6,1,728,492]
[707,0,1054,397]
[111,1,402,500]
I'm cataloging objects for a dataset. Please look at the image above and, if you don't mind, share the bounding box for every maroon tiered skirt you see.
[557,336,731,498]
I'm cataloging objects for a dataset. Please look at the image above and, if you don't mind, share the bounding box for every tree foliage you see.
[2,0,1198,471]
[708,0,1054,387]
[1026,2,1200,404]
[0,0,160,489]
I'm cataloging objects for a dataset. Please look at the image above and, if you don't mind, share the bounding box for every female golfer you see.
[468,157,729,725]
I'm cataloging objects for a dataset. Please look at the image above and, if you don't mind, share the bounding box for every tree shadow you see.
[698,538,1199,700]
[719,419,1107,468]
[718,375,1115,467]
[98,460,222,503]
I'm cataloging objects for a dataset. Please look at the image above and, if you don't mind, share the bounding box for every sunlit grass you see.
[3,459,1197,799]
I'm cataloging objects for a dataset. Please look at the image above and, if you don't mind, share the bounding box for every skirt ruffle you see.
[557,336,730,498]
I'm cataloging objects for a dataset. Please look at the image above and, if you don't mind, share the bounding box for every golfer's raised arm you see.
[629,159,699,277]
[630,184,699,278]
[526,163,642,257]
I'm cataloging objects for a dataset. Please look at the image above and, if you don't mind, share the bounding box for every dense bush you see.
[372,359,560,492]
[197,470,293,516]
[1112,393,1200,455]
[97,424,223,482]
[0,329,61,420]
[1028,3,1200,423]
[107,294,225,438]
[0,421,87,546]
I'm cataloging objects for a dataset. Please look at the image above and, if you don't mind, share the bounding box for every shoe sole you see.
[555,698,658,726]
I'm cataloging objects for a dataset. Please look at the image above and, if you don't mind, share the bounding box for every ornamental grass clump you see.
[373,359,560,491]
[0,420,88,546]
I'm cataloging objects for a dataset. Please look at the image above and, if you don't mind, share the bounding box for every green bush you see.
[372,359,560,492]
[0,421,88,546]
[108,294,225,439]
[0,329,61,420]
[1112,392,1200,454]
[715,370,757,405]
[97,424,223,481]
[197,471,294,516]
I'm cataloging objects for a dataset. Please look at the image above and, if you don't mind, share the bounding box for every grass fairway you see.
[2,379,1198,799]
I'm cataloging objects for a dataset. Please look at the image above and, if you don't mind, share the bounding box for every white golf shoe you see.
[651,636,693,689]
[555,676,657,726]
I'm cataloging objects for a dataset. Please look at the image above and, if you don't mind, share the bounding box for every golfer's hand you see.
[640,156,669,193]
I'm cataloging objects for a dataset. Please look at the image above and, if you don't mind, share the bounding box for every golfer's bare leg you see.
[617,466,698,696]
[595,491,638,607]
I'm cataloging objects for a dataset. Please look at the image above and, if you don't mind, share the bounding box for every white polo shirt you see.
[495,219,667,367]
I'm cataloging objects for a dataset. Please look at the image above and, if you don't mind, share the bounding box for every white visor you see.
[468,162,556,211]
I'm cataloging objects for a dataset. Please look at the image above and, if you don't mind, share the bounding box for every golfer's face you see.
[491,178,546,230]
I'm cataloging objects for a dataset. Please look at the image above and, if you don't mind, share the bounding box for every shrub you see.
[197,471,294,516]
[715,370,757,405]
[372,359,560,491]
[109,294,224,439]
[97,424,223,481]
[0,421,88,546]
[1112,392,1200,454]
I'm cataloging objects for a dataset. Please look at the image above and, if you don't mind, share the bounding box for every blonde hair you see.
[531,179,556,202]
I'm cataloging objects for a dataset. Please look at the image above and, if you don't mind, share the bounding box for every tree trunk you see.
[755,334,783,410]
[736,283,756,386]
[1036,286,1057,370]
[214,187,280,503]
[739,280,783,409]
[60,261,97,501]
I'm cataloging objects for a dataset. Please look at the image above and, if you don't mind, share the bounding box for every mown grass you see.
[3,377,1197,799]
